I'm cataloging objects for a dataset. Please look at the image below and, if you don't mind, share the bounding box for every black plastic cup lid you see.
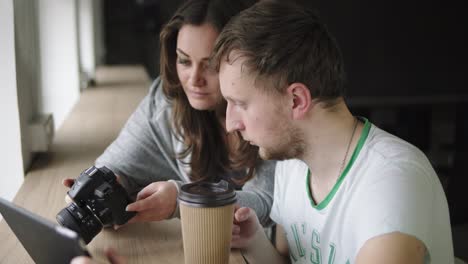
[178,180,237,207]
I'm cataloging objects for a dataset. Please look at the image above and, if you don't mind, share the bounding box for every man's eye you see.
[235,102,247,109]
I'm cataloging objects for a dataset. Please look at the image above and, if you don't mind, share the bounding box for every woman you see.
[64,0,274,227]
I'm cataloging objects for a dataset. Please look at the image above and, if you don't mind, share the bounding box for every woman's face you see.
[176,23,221,110]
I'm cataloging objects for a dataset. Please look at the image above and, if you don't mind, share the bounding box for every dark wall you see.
[104,0,183,79]
[104,1,468,96]
[296,0,468,97]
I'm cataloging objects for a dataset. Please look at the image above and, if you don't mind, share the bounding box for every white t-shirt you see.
[270,119,453,264]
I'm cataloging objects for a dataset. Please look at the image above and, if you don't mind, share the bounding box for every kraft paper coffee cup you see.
[178,180,237,264]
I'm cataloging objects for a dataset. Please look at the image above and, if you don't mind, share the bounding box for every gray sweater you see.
[95,78,275,226]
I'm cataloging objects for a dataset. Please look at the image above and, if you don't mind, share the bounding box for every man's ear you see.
[287,83,312,120]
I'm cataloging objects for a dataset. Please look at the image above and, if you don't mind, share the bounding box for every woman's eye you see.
[177,58,190,66]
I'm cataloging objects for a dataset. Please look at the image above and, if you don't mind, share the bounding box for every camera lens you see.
[56,203,102,244]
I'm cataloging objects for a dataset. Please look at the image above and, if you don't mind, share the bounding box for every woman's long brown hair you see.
[159,0,259,184]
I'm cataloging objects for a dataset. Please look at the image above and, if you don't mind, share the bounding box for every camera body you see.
[56,166,136,244]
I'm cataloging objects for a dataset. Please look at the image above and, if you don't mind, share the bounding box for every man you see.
[211,1,453,263]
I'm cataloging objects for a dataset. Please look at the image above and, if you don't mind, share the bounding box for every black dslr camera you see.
[56,166,136,244]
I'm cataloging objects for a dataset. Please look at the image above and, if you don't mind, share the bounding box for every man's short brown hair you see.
[212,1,346,107]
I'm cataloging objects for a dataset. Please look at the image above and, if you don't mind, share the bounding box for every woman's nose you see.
[189,65,205,87]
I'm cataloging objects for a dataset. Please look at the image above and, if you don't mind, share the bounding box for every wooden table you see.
[0,66,246,263]
[0,216,245,263]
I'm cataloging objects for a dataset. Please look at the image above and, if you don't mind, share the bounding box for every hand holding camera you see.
[59,166,180,243]
[125,181,178,223]
[57,166,136,244]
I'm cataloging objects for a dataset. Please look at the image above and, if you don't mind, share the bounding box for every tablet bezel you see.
[0,197,91,264]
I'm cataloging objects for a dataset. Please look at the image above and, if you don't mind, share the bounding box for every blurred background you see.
[1,0,467,259]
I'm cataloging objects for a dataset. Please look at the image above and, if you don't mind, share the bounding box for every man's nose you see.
[225,104,244,133]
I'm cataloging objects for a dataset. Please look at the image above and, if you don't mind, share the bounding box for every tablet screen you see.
[0,197,90,264]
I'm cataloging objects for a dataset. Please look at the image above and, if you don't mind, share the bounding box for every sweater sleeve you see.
[236,160,276,227]
[95,77,183,197]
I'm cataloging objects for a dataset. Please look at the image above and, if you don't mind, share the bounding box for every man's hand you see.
[231,206,289,263]
[231,205,262,248]
[71,248,125,264]
[125,181,178,223]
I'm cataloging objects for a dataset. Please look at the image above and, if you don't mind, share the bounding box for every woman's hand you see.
[62,178,75,188]
[125,181,178,223]
[231,205,262,249]
[62,178,75,203]
[71,248,125,264]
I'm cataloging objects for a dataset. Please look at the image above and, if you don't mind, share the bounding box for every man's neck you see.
[299,102,363,202]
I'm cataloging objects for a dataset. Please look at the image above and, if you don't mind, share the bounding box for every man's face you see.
[219,55,304,160]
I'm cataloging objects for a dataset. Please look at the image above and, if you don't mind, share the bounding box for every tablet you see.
[0,197,91,264]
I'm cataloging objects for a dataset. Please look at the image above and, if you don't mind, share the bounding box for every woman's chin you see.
[188,100,216,111]
[187,96,221,111]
